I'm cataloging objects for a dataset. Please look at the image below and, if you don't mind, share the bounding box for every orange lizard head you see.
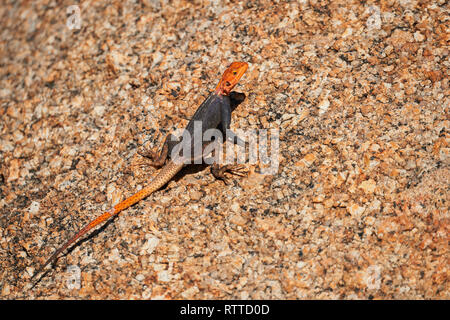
[215,61,248,96]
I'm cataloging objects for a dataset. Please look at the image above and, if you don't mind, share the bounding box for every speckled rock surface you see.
[0,0,448,299]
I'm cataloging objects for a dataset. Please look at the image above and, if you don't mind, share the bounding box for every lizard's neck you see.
[214,82,230,96]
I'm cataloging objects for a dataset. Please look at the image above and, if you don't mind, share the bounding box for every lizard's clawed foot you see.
[138,147,157,159]
[138,133,178,167]
[138,146,167,167]
[211,163,248,185]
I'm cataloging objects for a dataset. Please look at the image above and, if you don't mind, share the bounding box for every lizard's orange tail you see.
[33,161,183,279]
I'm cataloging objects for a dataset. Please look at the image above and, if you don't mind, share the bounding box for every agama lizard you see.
[33,61,249,280]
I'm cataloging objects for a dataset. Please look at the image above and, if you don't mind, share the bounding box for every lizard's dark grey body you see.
[152,91,246,166]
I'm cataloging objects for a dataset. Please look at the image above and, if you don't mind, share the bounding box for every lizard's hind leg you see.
[139,133,180,167]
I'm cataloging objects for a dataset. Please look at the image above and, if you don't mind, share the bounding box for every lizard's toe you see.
[227,164,248,177]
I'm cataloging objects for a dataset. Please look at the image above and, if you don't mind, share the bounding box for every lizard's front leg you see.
[220,92,247,148]
[210,92,249,184]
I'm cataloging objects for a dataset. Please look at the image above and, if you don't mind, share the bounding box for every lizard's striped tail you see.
[33,161,183,279]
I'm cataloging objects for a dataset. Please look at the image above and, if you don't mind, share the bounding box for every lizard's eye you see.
[233,71,237,75]
[225,81,231,87]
